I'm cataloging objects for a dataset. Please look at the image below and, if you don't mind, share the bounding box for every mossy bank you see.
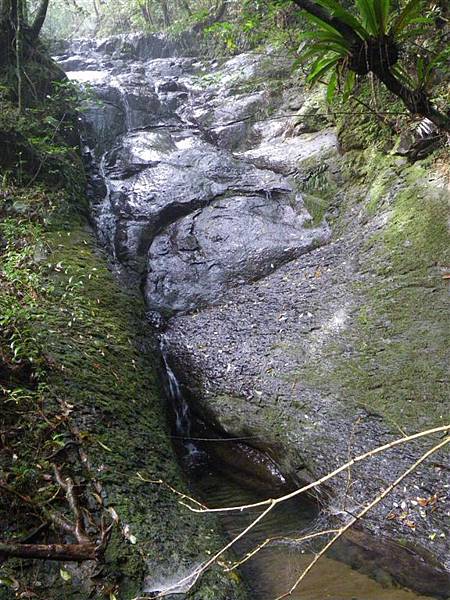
[0,58,247,599]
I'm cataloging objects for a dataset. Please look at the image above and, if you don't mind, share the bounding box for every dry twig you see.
[274,435,450,599]
[136,472,209,512]
[177,424,450,514]
[225,528,340,572]
[136,424,449,600]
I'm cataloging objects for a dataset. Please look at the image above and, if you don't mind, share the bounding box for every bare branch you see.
[53,465,90,544]
[274,435,450,599]
[0,542,97,561]
[149,501,277,598]
[225,528,340,572]
[136,472,209,512]
[172,424,449,514]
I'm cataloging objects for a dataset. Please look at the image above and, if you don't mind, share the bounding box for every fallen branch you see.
[0,542,97,562]
[0,463,113,564]
[136,424,449,599]
[0,479,72,535]
[274,435,450,600]
[178,424,450,514]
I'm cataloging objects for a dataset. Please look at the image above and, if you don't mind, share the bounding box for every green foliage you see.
[297,0,449,107]
[204,20,241,52]
[0,74,84,190]
[393,45,450,92]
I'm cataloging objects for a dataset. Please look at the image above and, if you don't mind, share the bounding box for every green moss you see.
[284,148,449,438]
[294,151,340,226]
[0,66,247,600]
[1,205,246,599]
[333,160,449,430]
[335,83,403,152]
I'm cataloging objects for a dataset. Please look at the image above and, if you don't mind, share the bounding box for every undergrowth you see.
[0,52,246,600]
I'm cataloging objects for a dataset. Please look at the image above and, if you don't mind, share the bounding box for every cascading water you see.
[162,353,204,464]
[112,78,133,132]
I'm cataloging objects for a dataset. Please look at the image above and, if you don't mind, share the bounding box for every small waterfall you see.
[112,77,133,132]
[94,151,117,259]
[121,89,133,132]
[162,353,204,464]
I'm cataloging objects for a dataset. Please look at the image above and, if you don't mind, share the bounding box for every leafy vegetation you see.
[295,0,449,128]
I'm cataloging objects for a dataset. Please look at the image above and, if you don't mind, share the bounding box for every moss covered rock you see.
[0,76,247,600]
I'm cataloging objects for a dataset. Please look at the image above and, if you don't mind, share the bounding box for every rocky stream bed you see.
[54,32,449,599]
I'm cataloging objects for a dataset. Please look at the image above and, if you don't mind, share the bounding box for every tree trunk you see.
[92,0,103,36]
[139,0,155,27]
[192,1,227,33]
[374,67,450,132]
[291,0,358,42]
[0,0,50,67]
[29,0,49,40]
[1,0,12,21]
[0,0,16,66]
[15,0,23,112]
[160,0,171,27]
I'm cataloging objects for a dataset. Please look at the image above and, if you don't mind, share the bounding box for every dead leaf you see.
[417,494,437,507]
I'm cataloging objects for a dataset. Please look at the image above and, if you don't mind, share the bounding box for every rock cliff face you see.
[56,33,449,597]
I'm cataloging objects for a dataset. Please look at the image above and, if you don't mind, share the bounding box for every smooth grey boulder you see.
[101,140,299,275]
[105,130,177,178]
[238,129,339,175]
[64,39,335,307]
[146,194,329,312]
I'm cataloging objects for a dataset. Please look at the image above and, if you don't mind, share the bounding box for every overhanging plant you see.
[290,0,450,131]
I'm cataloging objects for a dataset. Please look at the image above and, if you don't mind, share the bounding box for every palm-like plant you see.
[297,0,437,102]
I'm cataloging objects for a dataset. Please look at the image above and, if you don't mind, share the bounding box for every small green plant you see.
[294,0,450,130]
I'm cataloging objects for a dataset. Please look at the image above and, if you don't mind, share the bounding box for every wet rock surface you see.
[59,35,331,304]
[56,32,450,598]
[147,192,328,312]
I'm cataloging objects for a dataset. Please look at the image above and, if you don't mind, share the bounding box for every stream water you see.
[165,361,436,600]
[193,470,436,600]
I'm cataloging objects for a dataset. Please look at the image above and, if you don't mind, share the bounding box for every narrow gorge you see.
[52,32,449,599]
[1,2,449,595]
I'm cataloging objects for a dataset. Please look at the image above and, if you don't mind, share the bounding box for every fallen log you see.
[0,542,97,561]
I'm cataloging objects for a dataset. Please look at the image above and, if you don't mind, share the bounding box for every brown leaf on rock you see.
[417,494,438,507]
